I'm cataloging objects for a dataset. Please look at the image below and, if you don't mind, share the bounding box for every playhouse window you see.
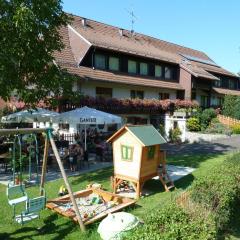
[148,146,155,159]
[121,145,133,161]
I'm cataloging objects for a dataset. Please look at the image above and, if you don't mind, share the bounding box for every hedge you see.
[190,153,240,232]
[126,203,216,240]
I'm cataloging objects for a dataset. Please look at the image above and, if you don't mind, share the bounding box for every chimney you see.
[81,18,87,28]
[119,28,123,37]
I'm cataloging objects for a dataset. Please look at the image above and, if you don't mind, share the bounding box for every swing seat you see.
[7,184,28,206]
[9,195,28,206]
[15,193,46,225]
[15,212,39,224]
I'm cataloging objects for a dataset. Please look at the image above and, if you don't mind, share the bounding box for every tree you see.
[222,95,237,118]
[0,0,78,106]
[233,96,240,120]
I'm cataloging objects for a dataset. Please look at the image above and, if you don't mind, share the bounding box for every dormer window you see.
[109,56,119,71]
[155,65,162,78]
[128,60,137,74]
[140,62,148,75]
[165,66,173,79]
[95,54,106,69]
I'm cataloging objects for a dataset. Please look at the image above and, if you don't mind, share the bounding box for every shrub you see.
[190,153,240,231]
[127,203,216,240]
[231,124,240,134]
[158,124,166,137]
[206,121,231,134]
[199,108,217,130]
[186,117,201,132]
[222,95,237,118]
[233,97,240,120]
[168,127,182,143]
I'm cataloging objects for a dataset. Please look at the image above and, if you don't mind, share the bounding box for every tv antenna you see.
[125,8,138,34]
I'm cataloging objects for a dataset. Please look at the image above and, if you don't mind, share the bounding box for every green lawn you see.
[0,152,234,240]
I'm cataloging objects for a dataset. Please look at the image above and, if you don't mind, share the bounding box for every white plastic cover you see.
[97,212,139,240]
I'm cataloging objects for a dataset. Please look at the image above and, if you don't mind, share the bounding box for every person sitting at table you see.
[68,144,77,172]
[75,142,84,170]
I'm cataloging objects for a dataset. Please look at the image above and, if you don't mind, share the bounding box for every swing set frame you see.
[0,128,86,232]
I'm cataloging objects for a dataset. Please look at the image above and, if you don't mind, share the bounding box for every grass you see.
[0,152,236,240]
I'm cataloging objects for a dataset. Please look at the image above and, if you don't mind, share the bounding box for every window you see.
[130,90,144,99]
[159,93,170,100]
[155,65,162,78]
[95,54,106,69]
[214,80,221,87]
[121,145,134,161]
[229,79,236,89]
[200,95,209,108]
[96,87,112,99]
[140,62,148,75]
[165,66,172,79]
[217,97,224,106]
[148,146,155,159]
[191,91,196,100]
[128,60,137,74]
[109,56,119,71]
[58,123,69,130]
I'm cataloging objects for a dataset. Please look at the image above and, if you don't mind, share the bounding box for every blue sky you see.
[63,0,240,74]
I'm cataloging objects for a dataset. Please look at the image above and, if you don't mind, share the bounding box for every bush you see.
[206,120,231,135]
[199,108,217,130]
[231,124,240,134]
[222,95,237,118]
[186,117,201,132]
[168,127,182,143]
[158,124,166,137]
[127,203,216,240]
[190,153,240,231]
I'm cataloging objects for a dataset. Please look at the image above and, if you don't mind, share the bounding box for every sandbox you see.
[46,188,136,225]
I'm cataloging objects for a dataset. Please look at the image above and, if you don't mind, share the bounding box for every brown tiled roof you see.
[67,14,236,78]
[53,26,77,67]
[54,13,237,87]
[213,87,240,96]
[62,65,183,90]
[180,63,219,81]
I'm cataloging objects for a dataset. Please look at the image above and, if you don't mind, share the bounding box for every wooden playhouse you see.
[107,125,175,198]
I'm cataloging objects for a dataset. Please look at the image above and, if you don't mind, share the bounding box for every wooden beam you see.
[48,132,86,232]
[40,134,50,196]
[0,128,50,136]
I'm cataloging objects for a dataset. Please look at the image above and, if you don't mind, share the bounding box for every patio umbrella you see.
[55,106,122,150]
[1,108,59,124]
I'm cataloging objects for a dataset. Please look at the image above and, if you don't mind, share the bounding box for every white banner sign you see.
[79,117,104,124]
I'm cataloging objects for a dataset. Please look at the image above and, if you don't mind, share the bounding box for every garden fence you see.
[217,114,240,127]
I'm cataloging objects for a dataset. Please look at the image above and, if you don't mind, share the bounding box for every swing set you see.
[1,128,86,232]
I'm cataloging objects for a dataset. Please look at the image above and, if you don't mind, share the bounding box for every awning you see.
[213,87,240,96]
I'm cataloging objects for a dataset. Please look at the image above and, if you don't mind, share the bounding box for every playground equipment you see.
[107,125,175,199]
[7,183,28,218]
[10,133,39,186]
[46,188,135,225]
[26,134,40,185]
[15,188,46,225]
[1,128,86,231]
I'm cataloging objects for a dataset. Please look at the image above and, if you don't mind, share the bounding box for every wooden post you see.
[48,130,86,232]
[40,134,50,196]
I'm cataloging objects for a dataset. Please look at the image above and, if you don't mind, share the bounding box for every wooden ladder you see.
[158,164,175,192]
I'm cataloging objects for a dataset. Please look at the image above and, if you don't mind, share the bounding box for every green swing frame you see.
[1,128,86,231]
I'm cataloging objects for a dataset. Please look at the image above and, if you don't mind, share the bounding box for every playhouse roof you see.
[107,125,166,146]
